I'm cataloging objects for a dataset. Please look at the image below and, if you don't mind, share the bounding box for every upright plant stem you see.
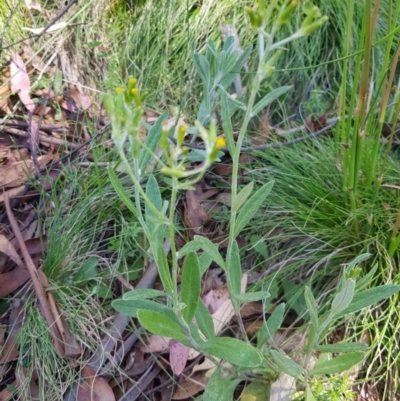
[169,178,179,306]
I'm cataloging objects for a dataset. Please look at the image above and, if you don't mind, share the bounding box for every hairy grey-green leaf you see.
[310,352,364,376]
[234,181,274,238]
[201,337,263,367]
[270,350,303,379]
[180,252,201,324]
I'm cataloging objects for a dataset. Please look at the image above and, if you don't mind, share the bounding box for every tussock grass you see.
[247,137,400,396]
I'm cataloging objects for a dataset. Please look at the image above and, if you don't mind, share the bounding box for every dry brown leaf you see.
[71,86,92,111]
[172,371,208,400]
[215,192,232,207]
[0,186,26,203]
[0,234,24,268]
[0,268,30,298]
[184,184,210,239]
[0,153,52,190]
[77,366,116,401]
[169,340,189,376]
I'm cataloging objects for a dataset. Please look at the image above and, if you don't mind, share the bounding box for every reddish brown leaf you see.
[70,86,92,111]
[169,340,189,376]
[0,234,24,269]
[77,366,116,401]
[0,268,30,297]
[184,184,209,239]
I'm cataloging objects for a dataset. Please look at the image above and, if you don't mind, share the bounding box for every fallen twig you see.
[3,191,65,357]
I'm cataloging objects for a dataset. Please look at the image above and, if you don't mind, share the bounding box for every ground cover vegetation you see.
[0,0,400,400]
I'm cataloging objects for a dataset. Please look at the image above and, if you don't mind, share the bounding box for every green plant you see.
[106,1,400,399]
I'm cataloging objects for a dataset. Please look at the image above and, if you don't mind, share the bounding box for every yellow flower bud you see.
[177,126,186,146]
[129,77,137,86]
[115,87,125,94]
[215,136,227,149]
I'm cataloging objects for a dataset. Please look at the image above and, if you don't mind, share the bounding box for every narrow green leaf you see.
[220,45,252,88]
[356,263,378,291]
[270,350,303,379]
[193,54,210,87]
[145,175,164,246]
[220,90,235,156]
[193,235,226,269]
[195,300,215,340]
[331,279,356,315]
[227,240,241,297]
[252,86,292,116]
[346,253,371,270]
[233,182,254,213]
[178,240,202,257]
[234,291,270,303]
[108,167,137,216]
[112,299,171,318]
[315,342,368,353]
[137,310,187,342]
[199,252,213,276]
[304,286,319,330]
[201,337,263,367]
[181,252,201,324]
[257,303,285,346]
[306,325,318,354]
[234,181,274,238]
[154,243,174,295]
[203,367,240,401]
[335,285,400,318]
[309,352,365,376]
[122,289,166,301]
[139,112,168,173]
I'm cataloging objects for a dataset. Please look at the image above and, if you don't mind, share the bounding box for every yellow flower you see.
[215,136,227,149]
[129,77,137,86]
[115,87,125,94]
[131,88,139,95]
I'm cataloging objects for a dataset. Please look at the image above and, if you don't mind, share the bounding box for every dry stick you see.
[119,364,161,401]
[1,119,68,133]
[3,191,65,357]
[2,127,79,148]
[88,239,171,374]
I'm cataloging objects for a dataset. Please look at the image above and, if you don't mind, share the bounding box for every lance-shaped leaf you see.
[310,352,365,376]
[234,181,274,238]
[180,252,201,324]
[201,337,263,367]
